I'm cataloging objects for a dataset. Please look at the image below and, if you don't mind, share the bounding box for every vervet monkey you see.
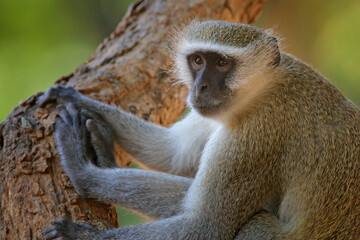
[41,21,360,240]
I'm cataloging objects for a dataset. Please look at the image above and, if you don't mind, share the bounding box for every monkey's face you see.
[173,21,282,121]
[186,51,235,117]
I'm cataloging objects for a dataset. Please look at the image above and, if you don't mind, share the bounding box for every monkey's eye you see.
[190,55,204,71]
[194,56,203,65]
[217,58,228,67]
[216,58,232,72]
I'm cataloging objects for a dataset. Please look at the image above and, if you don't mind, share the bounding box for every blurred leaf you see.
[315,2,360,106]
[0,0,135,121]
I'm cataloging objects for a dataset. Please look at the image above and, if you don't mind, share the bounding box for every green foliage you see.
[116,206,146,227]
[0,0,135,121]
[315,2,360,105]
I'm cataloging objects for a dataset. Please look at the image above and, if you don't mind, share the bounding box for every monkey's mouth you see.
[192,102,224,116]
[188,93,232,117]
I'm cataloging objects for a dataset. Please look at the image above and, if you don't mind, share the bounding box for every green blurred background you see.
[0,0,359,227]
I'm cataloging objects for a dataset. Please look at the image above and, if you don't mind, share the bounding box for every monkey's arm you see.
[39,85,216,176]
[44,104,270,240]
[53,103,191,219]
[82,168,192,219]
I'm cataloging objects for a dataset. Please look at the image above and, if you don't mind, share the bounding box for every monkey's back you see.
[267,53,360,239]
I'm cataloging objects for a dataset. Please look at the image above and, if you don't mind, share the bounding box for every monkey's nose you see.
[195,83,208,97]
[200,84,208,92]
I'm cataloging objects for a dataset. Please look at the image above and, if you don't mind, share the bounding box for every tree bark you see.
[0,0,266,239]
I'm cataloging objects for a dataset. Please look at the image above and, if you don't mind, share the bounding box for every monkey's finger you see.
[87,118,115,146]
[81,109,105,123]
[86,120,107,149]
[65,103,80,127]
[57,108,73,126]
[55,105,74,129]
[51,218,63,224]
[35,91,45,105]
[86,119,102,137]
[80,114,89,131]
[51,218,72,226]
[79,115,96,163]
[54,118,68,145]
[86,119,116,166]
[55,104,65,115]
[42,225,62,239]
[37,84,66,107]
[42,225,56,235]
[86,120,111,148]
[54,117,65,130]
[80,115,88,141]
[37,92,56,108]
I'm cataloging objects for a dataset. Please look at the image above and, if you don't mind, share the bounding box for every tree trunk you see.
[0,0,266,239]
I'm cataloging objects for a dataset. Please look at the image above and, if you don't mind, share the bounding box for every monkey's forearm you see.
[74,167,192,219]
[109,109,174,171]
[78,98,209,177]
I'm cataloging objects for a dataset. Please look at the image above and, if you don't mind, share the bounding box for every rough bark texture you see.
[0,0,266,239]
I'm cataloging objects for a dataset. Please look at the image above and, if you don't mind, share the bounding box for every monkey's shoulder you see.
[277,54,359,113]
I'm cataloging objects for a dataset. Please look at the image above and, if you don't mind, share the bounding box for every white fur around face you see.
[173,39,275,87]
[173,41,250,86]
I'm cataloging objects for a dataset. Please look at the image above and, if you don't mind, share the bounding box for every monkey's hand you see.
[42,83,117,166]
[54,103,97,195]
[42,218,101,240]
[85,114,117,168]
[39,85,118,157]
[37,84,84,107]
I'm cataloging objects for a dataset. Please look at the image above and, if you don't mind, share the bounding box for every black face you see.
[187,51,235,116]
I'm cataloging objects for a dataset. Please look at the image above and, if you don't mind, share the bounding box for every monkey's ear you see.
[267,36,281,67]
